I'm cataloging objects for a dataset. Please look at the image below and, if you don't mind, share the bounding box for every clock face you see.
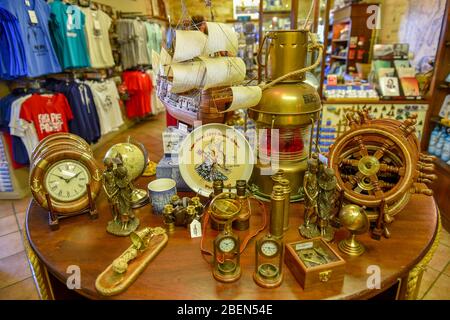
[261,240,279,257]
[219,237,236,253]
[44,160,90,202]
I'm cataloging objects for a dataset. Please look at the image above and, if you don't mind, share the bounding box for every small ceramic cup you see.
[148,178,177,215]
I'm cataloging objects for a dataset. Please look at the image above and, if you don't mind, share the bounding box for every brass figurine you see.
[95,227,168,296]
[104,154,140,236]
[299,156,320,239]
[317,167,337,242]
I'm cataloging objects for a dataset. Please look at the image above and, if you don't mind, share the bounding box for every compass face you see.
[260,240,279,258]
[219,237,237,253]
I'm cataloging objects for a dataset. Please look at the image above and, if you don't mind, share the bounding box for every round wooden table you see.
[24,177,440,300]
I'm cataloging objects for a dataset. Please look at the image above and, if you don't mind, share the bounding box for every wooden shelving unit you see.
[422,0,450,231]
[320,2,379,92]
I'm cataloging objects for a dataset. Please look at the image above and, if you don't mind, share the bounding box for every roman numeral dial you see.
[44,160,90,202]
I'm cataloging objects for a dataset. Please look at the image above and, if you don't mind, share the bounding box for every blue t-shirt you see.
[0,0,61,78]
[46,80,101,144]
[0,8,27,79]
[49,0,90,69]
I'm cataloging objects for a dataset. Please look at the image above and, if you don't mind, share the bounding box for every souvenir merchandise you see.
[104,139,150,208]
[49,0,91,69]
[95,227,168,296]
[117,19,151,70]
[86,79,125,135]
[156,156,190,191]
[81,6,115,69]
[0,7,27,79]
[19,93,73,141]
[232,180,251,231]
[270,185,285,239]
[328,110,436,239]
[147,178,177,215]
[156,22,261,126]
[29,133,102,229]
[123,70,153,118]
[253,234,284,288]
[103,154,140,236]
[299,155,320,239]
[177,123,254,197]
[338,204,370,256]
[0,0,62,78]
[0,91,37,165]
[46,80,101,144]
[209,192,242,283]
[248,30,322,201]
[379,77,400,97]
[284,238,346,292]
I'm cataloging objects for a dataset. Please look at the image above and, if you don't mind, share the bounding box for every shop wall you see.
[164,0,233,22]
[94,0,152,14]
[380,0,446,68]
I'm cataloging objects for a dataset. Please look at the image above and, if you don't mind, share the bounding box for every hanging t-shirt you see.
[0,0,61,78]
[123,70,152,118]
[9,95,39,161]
[81,7,114,69]
[49,0,90,69]
[0,7,28,79]
[45,80,101,144]
[19,93,73,141]
[86,79,124,135]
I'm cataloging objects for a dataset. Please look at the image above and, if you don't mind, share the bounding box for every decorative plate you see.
[178,124,254,197]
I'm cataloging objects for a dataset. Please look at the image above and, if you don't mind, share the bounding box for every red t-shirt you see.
[19,94,74,141]
[123,71,153,118]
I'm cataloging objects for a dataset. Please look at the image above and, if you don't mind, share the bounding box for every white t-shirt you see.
[9,95,39,159]
[81,8,115,69]
[86,80,124,135]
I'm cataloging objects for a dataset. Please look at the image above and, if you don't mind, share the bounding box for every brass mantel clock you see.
[30,134,102,229]
[254,234,283,288]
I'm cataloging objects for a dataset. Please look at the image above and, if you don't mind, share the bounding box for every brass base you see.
[299,224,320,239]
[106,218,140,237]
[249,161,307,202]
[338,234,365,256]
[213,265,241,283]
[131,188,150,209]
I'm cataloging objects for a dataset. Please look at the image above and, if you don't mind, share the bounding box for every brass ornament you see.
[328,110,436,239]
[95,227,168,296]
[253,234,284,288]
[338,204,370,256]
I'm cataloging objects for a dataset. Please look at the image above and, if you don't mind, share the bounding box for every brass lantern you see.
[248,30,322,201]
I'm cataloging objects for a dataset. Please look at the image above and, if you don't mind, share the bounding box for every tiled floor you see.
[0,113,449,300]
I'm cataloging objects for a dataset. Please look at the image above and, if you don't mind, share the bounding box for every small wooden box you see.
[284,238,346,292]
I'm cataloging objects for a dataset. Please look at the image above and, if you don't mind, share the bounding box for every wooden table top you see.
[26,176,439,300]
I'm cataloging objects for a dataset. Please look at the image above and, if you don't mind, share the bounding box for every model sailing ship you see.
[155,21,262,125]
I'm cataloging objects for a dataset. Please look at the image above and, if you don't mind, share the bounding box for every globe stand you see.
[338,234,365,256]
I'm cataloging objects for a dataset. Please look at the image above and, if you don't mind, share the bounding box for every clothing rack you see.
[117,11,169,24]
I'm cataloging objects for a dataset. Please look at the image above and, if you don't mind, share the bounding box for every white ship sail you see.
[224,86,263,112]
[172,30,207,63]
[200,57,246,90]
[204,22,238,55]
[169,61,206,93]
[160,47,172,76]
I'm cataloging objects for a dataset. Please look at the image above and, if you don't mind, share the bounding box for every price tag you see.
[189,220,202,238]
[93,20,101,32]
[28,10,38,24]
[178,122,188,134]
[296,242,313,251]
